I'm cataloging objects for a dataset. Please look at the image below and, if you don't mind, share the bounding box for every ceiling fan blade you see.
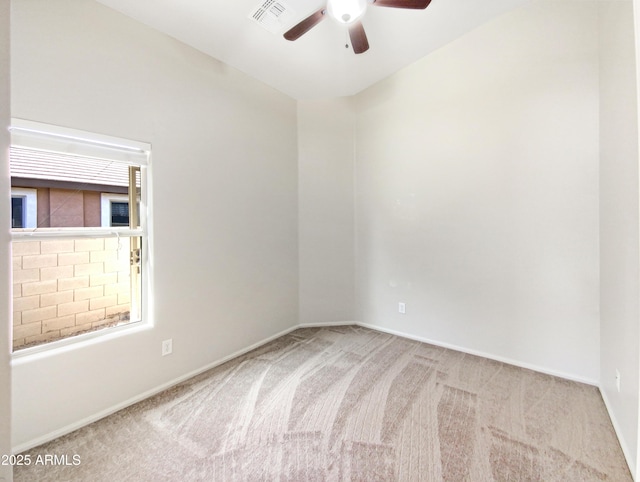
[372,0,431,9]
[349,21,369,54]
[283,9,326,41]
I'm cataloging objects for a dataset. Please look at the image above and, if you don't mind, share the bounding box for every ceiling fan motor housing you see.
[327,0,367,24]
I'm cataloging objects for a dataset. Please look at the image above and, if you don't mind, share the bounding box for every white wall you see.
[354,1,600,382]
[599,0,640,477]
[0,0,12,479]
[298,99,356,324]
[10,0,298,449]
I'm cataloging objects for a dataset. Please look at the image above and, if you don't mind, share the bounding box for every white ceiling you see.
[96,0,530,100]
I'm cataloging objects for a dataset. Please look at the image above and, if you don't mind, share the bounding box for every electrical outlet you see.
[615,369,621,393]
[398,302,406,314]
[162,339,173,356]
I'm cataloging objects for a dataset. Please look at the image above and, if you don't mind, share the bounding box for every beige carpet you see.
[15,326,631,481]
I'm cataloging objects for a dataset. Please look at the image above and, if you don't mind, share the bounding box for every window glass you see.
[11,146,130,229]
[110,202,129,227]
[12,236,140,350]
[11,197,24,228]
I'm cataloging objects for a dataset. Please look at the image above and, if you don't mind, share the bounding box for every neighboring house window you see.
[101,193,130,227]
[9,119,151,353]
[10,188,37,228]
[11,197,22,227]
[110,202,129,226]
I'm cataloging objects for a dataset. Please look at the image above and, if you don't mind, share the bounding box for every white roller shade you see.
[10,119,150,166]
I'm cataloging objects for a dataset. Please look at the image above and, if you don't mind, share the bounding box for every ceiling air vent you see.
[249,0,295,34]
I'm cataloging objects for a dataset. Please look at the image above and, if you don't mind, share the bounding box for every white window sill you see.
[11,320,153,364]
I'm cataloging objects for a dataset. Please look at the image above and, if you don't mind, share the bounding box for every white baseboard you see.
[298,321,357,328]
[13,319,603,454]
[355,322,599,386]
[599,386,637,480]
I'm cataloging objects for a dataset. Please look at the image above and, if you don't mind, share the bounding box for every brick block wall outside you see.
[12,238,132,350]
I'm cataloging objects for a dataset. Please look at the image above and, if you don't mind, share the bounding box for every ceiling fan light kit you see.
[283,0,432,54]
[327,0,367,24]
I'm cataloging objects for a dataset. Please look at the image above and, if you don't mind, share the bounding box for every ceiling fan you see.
[283,0,432,54]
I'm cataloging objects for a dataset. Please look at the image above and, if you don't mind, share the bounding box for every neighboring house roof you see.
[10,146,129,188]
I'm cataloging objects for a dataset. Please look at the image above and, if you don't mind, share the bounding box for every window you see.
[110,202,129,226]
[101,193,130,227]
[10,119,151,352]
[11,197,23,228]
[10,188,37,228]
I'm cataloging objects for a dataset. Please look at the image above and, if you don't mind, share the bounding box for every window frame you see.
[10,119,152,357]
[100,193,130,227]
